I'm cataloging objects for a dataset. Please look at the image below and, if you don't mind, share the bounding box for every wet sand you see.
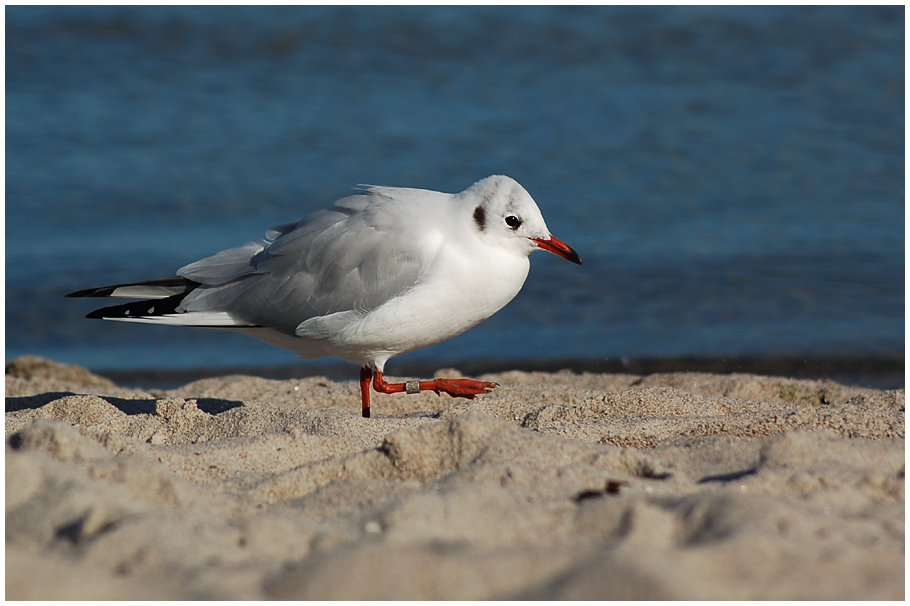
[6,356,905,599]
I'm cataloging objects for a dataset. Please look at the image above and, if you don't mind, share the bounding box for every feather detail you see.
[66,277,196,299]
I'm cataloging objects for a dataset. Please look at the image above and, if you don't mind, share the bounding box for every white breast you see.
[303,234,531,369]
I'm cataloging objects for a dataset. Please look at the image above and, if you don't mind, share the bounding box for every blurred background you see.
[6,6,905,386]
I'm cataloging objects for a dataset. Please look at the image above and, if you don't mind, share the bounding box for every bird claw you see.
[433,378,498,399]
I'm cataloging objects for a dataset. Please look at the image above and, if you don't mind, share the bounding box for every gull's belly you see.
[336,248,531,364]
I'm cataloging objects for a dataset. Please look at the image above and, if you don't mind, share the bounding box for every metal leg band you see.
[405,380,420,394]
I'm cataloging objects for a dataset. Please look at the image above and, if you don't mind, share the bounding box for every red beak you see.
[531,235,582,265]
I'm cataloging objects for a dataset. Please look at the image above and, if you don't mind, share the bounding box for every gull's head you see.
[461,175,582,265]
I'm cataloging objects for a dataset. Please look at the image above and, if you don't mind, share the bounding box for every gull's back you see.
[176,186,450,337]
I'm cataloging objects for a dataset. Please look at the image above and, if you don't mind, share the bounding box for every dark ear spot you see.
[473,205,486,231]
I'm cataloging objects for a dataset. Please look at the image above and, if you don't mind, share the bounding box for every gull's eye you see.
[505,215,522,230]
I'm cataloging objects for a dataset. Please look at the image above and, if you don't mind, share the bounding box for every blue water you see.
[6,6,905,372]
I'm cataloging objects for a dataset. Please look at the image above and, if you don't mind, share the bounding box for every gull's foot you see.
[431,378,498,399]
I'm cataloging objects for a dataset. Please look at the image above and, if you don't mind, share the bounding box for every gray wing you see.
[176,192,429,336]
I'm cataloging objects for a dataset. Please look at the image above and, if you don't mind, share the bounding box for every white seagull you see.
[67,175,582,417]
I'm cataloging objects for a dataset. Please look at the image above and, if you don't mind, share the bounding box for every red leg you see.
[360,367,372,418]
[372,371,497,400]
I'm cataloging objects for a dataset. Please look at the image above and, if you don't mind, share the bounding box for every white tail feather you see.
[105,311,247,327]
[104,285,186,299]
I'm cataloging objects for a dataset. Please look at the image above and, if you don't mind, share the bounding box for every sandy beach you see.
[5,355,904,599]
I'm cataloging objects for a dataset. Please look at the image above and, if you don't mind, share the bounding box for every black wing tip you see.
[65,277,197,299]
[80,289,190,320]
[84,301,154,320]
[66,287,105,298]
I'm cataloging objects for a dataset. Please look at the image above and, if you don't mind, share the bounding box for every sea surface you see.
[6,6,905,377]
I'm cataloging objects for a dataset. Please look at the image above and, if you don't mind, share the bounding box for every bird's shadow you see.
[5,391,243,416]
